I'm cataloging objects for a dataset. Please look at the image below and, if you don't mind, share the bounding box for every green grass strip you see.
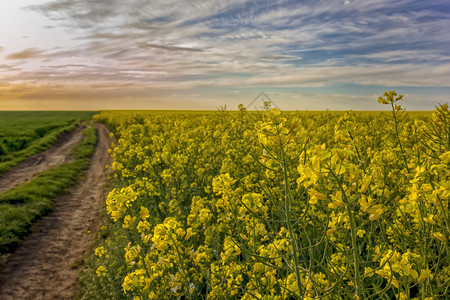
[0,125,97,255]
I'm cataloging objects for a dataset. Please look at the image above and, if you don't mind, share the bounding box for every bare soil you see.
[0,125,87,194]
[0,123,113,299]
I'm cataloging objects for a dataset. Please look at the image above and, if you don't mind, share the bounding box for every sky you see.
[0,0,449,111]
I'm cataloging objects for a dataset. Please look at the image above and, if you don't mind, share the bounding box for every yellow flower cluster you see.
[89,100,448,299]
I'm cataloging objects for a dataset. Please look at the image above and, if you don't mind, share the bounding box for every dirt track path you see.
[0,123,112,299]
[0,125,87,194]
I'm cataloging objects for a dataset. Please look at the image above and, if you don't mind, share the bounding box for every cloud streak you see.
[5,48,46,60]
[137,43,204,53]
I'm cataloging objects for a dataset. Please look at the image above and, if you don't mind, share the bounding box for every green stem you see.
[391,102,410,173]
[280,143,304,298]
[346,205,363,298]
[169,233,193,299]
[330,169,363,298]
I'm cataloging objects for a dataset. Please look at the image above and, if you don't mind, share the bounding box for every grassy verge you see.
[0,125,97,257]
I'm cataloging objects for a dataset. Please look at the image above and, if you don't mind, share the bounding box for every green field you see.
[0,111,96,175]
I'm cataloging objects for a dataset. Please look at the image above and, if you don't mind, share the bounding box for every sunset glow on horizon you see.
[1,0,449,111]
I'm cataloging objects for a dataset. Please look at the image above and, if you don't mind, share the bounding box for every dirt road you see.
[0,125,87,194]
[0,123,112,299]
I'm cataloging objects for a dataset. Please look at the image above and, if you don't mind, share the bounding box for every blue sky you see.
[0,0,449,110]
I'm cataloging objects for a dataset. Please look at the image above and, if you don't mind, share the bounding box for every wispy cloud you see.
[5,47,46,60]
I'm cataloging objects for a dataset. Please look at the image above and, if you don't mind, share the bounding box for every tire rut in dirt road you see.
[0,125,87,194]
[0,123,113,300]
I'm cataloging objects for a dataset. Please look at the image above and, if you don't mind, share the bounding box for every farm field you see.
[2,0,449,299]
[81,98,448,299]
[0,111,96,175]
